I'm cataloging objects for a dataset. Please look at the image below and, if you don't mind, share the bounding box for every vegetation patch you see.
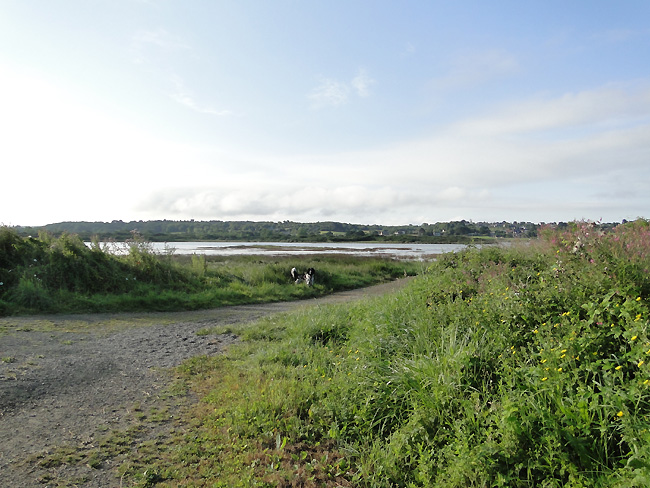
[0,227,420,316]
[124,220,650,487]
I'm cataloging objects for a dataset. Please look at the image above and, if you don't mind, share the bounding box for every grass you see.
[8,220,650,486]
[109,219,650,487]
[0,227,421,316]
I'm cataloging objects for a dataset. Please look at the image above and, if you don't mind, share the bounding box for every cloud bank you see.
[138,80,650,224]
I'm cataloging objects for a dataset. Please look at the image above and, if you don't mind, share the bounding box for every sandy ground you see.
[0,279,411,487]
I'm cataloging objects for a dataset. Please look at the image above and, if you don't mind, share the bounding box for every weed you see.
[129,220,650,487]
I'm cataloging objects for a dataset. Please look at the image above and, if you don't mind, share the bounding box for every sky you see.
[1,1,649,227]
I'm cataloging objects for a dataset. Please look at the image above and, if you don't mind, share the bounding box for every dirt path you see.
[0,279,411,487]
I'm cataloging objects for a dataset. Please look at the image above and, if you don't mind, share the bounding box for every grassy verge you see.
[117,220,650,487]
[0,227,421,316]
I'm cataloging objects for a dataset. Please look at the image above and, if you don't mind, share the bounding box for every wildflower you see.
[632,336,638,341]
[617,411,624,417]
[560,354,566,359]
[542,377,548,381]
[615,365,623,370]
[644,379,650,385]
[561,349,567,353]
[557,367,563,372]
[533,329,539,334]
[639,360,645,368]
[637,297,642,302]
[540,359,547,364]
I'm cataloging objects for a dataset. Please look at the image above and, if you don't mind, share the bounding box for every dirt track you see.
[0,279,410,487]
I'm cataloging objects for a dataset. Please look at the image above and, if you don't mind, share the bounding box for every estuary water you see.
[140,241,468,260]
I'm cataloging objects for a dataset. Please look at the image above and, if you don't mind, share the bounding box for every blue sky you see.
[1,1,649,226]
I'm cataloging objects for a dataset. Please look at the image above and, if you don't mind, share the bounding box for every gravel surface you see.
[0,279,411,487]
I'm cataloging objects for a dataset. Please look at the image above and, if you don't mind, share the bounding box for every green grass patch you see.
[0,227,421,316]
[119,220,650,487]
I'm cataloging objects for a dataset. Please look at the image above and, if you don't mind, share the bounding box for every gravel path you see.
[0,279,411,487]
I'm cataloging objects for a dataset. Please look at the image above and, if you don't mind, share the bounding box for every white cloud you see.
[455,82,650,136]
[351,69,375,97]
[169,76,231,115]
[308,69,375,108]
[308,78,350,108]
[120,79,650,223]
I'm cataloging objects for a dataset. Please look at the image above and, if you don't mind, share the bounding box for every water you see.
[96,241,470,260]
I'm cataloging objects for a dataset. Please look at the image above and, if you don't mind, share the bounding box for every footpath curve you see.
[0,278,411,487]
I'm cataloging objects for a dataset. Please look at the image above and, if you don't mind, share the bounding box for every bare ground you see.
[0,279,411,487]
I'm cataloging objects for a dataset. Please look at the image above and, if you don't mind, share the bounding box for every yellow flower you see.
[541,377,548,381]
[560,354,566,359]
[541,359,547,364]
[561,349,567,353]
[639,360,645,368]
[533,329,539,334]
[632,336,638,341]
[644,379,650,385]
[617,411,624,417]
[557,367,563,372]
[637,297,642,301]
[615,365,623,370]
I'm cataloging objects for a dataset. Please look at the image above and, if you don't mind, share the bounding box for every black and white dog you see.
[305,267,315,286]
[291,267,316,286]
[291,267,301,284]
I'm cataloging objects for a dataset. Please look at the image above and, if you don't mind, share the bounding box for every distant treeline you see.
[12,219,623,243]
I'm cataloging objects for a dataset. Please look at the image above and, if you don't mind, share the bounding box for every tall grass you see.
[0,227,419,316]
[143,220,650,487]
